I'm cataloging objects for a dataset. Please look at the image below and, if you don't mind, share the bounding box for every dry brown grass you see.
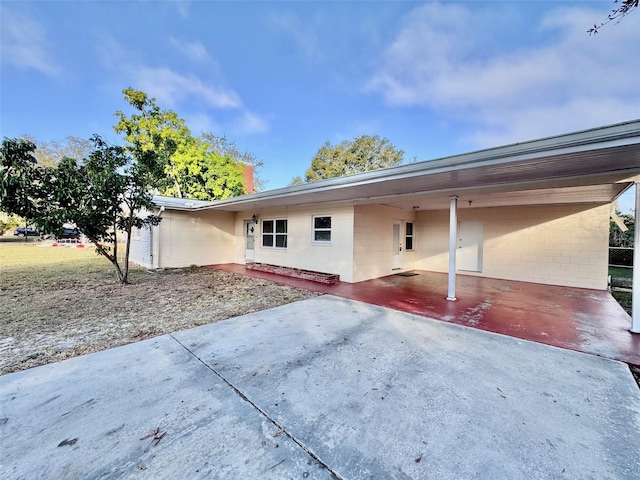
[0,244,317,375]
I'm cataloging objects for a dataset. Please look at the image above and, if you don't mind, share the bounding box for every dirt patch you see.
[0,246,317,375]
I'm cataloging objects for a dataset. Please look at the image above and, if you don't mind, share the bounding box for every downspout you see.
[447,196,458,301]
[632,183,639,333]
[152,206,165,269]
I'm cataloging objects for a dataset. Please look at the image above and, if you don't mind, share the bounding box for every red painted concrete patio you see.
[211,264,640,367]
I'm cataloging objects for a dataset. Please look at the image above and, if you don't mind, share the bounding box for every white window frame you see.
[312,215,332,244]
[262,218,288,249]
[405,222,415,251]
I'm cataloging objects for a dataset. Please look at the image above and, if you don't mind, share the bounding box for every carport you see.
[212,264,640,366]
[200,120,640,333]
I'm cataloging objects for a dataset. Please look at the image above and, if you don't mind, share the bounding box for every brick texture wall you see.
[415,204,609,290]
[246,262,340,284]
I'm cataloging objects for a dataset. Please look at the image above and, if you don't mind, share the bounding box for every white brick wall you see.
[157,210,236,268]
[235,206,356,282]
[353,205,416,282]
[155,201,609,289]
[128,225,153,269]
[415,204,609,290]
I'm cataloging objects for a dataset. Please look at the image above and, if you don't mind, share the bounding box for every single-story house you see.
[129,120,640,332]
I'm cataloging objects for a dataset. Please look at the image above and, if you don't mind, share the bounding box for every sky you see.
[1,0,638,212]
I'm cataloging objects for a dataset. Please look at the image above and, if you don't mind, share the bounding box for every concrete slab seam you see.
[169,333,344,480]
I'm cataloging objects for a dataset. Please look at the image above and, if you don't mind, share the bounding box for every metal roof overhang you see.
[184,120,640,213]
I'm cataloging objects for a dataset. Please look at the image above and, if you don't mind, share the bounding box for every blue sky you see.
[1,1,638,212]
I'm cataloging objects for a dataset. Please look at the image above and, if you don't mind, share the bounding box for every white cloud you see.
[99,34,131,70]
[366,3,640,147]
[269,11,322,61]
[0,7,62,77]
[174,0,190,19]
[97,37,269,136]
[233,111,269,135]
[169,37,211,62]
[184,113,220,136]
[135,67,242,109]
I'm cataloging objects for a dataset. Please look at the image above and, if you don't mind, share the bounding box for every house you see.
[129,120,640,332]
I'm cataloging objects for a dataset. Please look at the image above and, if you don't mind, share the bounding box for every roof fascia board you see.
[205,120,640,211]
[205,160,639,212]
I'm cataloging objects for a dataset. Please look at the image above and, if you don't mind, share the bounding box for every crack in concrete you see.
[169,333,343,480]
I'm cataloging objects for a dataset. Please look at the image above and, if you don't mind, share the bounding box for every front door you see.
[392,222,403,270]
[244,221,255,261]
[458,220,483,272]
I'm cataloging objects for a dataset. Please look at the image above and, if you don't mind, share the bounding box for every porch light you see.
[252,214,258,224]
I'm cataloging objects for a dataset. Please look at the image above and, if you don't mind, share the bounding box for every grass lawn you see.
[608,266,633,315]
[611,291,632,315]
[0,236,42,244]
[0,244,316,375]
[609,266,633,279]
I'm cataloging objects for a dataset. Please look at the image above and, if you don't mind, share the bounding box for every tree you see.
[115,88,247,200]
[20,135,94,167]
[289,176,304,186]
[159,134,247,201]
[0,212,22,235]
[200,132,265,192]
[610,211,635,247]
[588,0,638,34]
[300,135,404,183]
[1,135,96,236]
[1,136,163,284]
[0,138,42,221]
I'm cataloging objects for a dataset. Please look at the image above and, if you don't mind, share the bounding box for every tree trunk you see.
[122,212,135,284]
[111,228,125,283]
[88,235,127,284]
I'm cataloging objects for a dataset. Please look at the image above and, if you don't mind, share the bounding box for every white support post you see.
[447,196,458,301]
[631,183,640,333]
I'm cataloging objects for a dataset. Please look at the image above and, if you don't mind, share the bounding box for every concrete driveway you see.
[1,296,639,479]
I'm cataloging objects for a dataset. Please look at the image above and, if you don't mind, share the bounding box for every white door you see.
[458,220,483,272]
[392,222,403,270]
[244,221,255,261]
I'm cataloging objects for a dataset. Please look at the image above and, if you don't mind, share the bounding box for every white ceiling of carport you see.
[372,183,631,212]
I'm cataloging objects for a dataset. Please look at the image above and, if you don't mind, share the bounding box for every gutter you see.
[199,119,640,211]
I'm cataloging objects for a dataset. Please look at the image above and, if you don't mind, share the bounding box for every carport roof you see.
[158,120,640,212]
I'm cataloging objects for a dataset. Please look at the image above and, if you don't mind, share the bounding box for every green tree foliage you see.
[20,134,94,167]
[589,0,638,34]
[0,212,22,235]
[289,176,304,186]
[115,88,247,200]
[610,211,635,247]
[300,135,404,183]
[200,132,265,192]
[0,138,42,221]
[1,136,162,284]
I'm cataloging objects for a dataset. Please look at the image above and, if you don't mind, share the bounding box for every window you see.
[262,219,287,248]
[313,216,331,243]
[405,222,414,251]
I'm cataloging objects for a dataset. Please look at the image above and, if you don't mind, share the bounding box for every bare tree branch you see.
[588,0,638,35]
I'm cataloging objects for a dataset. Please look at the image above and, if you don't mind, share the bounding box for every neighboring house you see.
[129,120,640,329]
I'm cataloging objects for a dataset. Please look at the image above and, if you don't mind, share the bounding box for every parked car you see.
[58,227,81,239]
[13,227,40,237]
